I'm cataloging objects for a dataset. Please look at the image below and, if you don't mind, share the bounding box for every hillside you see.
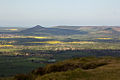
[53,26,120,35]
[0,25,120,36]
[2,57,120,80]
[52,26,120,30]
[19,25,87,36]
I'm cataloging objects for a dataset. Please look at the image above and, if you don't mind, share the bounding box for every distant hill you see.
[52,26,120,30]
[0,25,120,36]
[52,26,120,35]
[19,25,87,36]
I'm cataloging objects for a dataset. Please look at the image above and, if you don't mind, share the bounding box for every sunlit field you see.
[0,0,120,79]
[0,45,13,47]
[7,29,18,31]
[0,35,120,78]
[0,36,49,39]
[96,38,112,40]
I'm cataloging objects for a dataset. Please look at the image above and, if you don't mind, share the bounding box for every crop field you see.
[1,0,120,79]
[0,56,47,77]
[0,35,120,77]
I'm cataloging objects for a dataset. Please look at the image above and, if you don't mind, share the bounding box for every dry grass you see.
[34,57,120,80]
[2,57,120,80]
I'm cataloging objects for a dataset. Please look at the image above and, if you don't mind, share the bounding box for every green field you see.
[0,56,47,77]
[1,57,120,80]
[0,34,120,78]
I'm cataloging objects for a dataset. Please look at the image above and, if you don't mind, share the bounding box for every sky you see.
[0,0,120,27]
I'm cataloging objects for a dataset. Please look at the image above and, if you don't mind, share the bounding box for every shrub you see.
[14,74,31,80]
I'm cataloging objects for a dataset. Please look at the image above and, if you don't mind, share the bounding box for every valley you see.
[0,25,120,79]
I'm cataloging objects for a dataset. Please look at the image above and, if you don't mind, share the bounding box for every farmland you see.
[0,34,120,77]
[0,26,120,79]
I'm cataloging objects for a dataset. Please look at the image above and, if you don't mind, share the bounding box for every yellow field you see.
[28,36,48,39]
[27,41,95,44]
[68,41,95,44]
[96,38,112,40]
[7,29,18,31]
[0,45,13,47]
[0,36,49,39]
[28,41,63,44]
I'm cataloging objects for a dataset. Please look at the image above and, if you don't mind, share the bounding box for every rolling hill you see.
[2,57,120,80]
[0,25,120,36]
[52,26,120,35]
[19,25,87,36]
